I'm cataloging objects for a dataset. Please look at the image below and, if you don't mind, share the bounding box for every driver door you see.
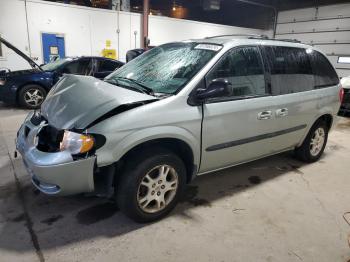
[200,46,281,173]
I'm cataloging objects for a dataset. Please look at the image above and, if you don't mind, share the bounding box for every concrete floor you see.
[1,102,350,262]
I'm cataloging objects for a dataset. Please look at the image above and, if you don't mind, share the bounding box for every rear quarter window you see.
[309,50,339,88]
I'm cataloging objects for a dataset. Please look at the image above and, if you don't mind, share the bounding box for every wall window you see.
[206,46,267,97]
[262,46,314,94]
[338,56,350,64]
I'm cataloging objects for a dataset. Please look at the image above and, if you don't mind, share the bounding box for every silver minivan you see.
[16,35,342,222]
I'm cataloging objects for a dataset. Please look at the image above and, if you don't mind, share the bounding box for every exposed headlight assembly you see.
[60,131,94,155]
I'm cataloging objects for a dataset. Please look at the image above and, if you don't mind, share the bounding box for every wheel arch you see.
[297,113,333,147]
[118,137,197,184]
[102,126,200,184]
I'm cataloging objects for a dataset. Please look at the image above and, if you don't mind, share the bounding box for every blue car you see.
[0,37,124,109]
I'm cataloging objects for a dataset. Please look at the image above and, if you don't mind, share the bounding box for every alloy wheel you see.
[24,88,44,107]
[137,165,179,214]
[309,127,325,156]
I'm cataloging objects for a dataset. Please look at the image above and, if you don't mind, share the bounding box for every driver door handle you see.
[257,111,272,120]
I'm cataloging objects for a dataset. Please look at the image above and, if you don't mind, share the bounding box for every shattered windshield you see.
[41,58,73,71]
[105,42,220,94]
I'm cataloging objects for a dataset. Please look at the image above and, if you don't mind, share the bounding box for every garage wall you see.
[276,3,350,77]
[0,0,31,70]
[149,15,270,46]
[0,0,141,68]
[0,0,268,70]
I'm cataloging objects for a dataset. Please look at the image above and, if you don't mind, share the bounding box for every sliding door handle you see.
[276,108,289,117]
[257,111,272,120]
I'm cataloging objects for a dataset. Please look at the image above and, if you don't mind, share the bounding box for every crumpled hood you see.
[41,75,155,129]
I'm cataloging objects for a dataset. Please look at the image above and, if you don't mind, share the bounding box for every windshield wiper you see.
[114,77,154,95]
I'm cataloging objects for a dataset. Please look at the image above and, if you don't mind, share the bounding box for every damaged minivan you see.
[16,35,342,222]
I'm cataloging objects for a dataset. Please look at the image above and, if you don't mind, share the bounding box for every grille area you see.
[37,125,64,152]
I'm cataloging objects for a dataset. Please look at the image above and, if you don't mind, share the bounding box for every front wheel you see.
[116,148,186,223]
[295,121,328,162]
[18,85,47,109]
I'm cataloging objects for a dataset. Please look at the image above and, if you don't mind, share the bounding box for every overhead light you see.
[172,6,176,11]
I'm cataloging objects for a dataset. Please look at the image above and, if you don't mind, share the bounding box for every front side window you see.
[206,46,267,97]
[62,58,93,75]
[106,42,219,94]
[262,46,314,94]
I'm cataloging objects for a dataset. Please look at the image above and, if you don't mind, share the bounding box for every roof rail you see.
[205,34,269,39]
[204,34,302,44]
[274,38,301,43]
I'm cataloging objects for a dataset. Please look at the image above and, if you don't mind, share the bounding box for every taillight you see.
[339,87,345,103]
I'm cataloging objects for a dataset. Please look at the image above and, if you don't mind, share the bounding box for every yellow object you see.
[102,48,117,59]
[106,40,111,47]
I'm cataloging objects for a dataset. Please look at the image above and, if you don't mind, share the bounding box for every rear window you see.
[309,50,339,88]
[98,59,120,72]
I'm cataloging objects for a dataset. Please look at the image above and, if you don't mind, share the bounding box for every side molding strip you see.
[206,124,307,152]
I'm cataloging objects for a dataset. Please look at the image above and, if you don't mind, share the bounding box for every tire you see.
[18,85,47,109]
[295,120,329,163]
[116,148,186,223]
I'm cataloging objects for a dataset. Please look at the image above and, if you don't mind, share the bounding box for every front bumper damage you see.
[16,112,96,196]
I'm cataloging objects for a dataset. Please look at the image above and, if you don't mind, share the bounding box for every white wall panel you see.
[328,56,350,70]
[312,44,350,56]
[277,8,316,23]
[26,0,93,63]
[318,3,350,17]
[148,15,267,46]
[0,0,268,69]
[277,31,350,44]
[0,0,31,70]
[276,18,350,34]
[89,10,118,58]
[277,3,350,77]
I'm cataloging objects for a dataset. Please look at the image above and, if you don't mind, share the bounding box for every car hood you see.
[41,75,156,130]
[6,69,43,77]
[0,36,42,71]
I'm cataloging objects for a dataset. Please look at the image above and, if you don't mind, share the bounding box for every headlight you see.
[60,131,94,154]
[0,79,6,86]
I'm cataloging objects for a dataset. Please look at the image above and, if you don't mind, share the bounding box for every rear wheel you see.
[18,85,46,109]
[116,148,186,223]
[295,121,328,162]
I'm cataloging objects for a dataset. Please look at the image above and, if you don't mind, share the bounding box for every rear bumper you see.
[16,112,96,196]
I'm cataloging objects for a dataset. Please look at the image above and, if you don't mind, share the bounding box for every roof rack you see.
[205,34,269,39]
[205,34,302,44]
[274,38,301,43]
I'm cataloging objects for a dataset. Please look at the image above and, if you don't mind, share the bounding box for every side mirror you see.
[194,78,231,104]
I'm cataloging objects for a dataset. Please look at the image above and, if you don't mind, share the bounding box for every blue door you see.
[42,33,65,64]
